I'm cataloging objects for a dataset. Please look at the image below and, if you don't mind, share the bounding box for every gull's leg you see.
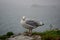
[30,29,32,35]
[29,29,32,36]
[28,29,31,36]
[29,29,30,34]
[29,29,30,36]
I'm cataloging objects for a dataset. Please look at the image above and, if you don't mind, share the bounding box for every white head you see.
[39,21,44,26]
[22,16,26,20]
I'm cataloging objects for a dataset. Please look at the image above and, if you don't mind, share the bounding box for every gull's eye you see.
[23,16,25,19]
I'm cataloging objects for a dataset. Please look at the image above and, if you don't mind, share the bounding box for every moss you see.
[0,32,14,40]
[41,30,60,40]
[6,32,14,38]
[0,35,7,40]
[0,30,60,40]
[31,30,60,40]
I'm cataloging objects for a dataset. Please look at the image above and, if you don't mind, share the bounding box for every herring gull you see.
[20,16,44,35]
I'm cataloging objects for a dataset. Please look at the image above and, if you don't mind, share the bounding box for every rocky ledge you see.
[8,34,41,40]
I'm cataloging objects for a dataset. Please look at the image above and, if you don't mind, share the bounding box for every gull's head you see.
[22,16,26,20]
[39,21,44,26]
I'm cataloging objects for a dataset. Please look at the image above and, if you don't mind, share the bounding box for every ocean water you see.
[0,5,60,35]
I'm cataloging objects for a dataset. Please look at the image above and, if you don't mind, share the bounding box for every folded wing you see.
[25,20,40,27]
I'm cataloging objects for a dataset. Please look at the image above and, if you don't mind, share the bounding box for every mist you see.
[0,0,60,35]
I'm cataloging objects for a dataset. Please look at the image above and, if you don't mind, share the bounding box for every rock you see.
[32,35,41,40]
[8,33,41,40]
[8,35,34,40]
[8,38,16,40]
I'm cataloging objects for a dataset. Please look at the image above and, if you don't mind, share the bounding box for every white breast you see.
[20,20,34,29]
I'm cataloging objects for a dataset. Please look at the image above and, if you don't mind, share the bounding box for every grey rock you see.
[8,35,34,40]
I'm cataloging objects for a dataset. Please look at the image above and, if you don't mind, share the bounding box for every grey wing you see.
[25,20,39,27]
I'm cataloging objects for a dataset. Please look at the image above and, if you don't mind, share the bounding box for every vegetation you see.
[32,30,60,40]
[6,32,14,38]
[0,32,14,40]
[0,30,60,40]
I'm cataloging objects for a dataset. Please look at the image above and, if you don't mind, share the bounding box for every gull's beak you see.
[22,16,26,20]
[40,22,44,26]
[23,16,26,19]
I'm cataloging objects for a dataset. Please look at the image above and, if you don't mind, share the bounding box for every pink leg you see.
[29,29,32,36]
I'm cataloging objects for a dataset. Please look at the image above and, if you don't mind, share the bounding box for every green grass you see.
[0,30,60,40]
[32,30,60,40]
[0,32,14,40]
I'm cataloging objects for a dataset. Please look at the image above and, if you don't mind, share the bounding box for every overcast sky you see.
[0,0,60,7]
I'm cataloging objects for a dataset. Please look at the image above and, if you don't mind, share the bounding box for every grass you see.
[32,30,60,40]
[0,30,60,40]
[0,32,14,40]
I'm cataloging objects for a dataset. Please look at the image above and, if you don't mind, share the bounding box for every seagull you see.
[20,16,44,35]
